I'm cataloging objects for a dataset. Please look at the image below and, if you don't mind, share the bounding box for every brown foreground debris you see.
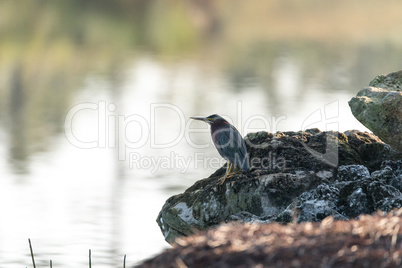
[139,209,402,268]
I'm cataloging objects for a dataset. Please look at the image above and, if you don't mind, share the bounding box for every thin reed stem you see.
[28,238,36,268]
[89,249,91,268]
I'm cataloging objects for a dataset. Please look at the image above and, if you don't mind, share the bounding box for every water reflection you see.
[1,0,402,267]
[8,64,27,173]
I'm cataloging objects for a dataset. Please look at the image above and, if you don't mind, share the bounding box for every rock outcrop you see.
[349,71,402,152]
[141,209,402,268]
[157,129,401,244]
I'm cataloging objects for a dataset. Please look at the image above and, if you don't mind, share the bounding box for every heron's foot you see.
[217,176,227,185]
[217,162,236,185]
[217,172,236,185]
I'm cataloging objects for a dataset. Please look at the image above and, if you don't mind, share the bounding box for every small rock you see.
[391,174,402,192]
[297,200,339,222]
[295,184,344,222]
[382,160,402,177]
[367,180,402,211]
[371,165,394,184]
[346,188,369,217]
[337,165,370,181]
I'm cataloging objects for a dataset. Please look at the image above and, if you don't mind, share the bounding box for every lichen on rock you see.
[349,70,402,151]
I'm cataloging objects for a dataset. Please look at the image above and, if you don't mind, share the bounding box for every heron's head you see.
[190,114,226,125]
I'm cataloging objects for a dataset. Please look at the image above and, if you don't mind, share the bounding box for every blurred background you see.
[1,0,402,266]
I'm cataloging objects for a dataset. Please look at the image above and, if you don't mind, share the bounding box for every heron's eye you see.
[207,117,213,122]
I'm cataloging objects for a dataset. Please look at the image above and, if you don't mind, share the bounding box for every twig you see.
[123,254,126,268]
[28,238,36,268]
[89,249,92,268]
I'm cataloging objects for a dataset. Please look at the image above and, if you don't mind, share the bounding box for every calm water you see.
[0,55,377,267]
[1,1,402,267]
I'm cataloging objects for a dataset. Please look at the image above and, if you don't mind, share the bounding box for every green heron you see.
[190,114,250,184]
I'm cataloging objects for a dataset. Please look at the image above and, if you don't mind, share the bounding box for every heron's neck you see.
[210,121,230,133]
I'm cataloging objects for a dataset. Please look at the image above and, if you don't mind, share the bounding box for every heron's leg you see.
[226,163,236,178]
[218,162,234,185]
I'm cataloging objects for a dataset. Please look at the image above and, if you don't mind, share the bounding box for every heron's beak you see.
[190,116,209,123]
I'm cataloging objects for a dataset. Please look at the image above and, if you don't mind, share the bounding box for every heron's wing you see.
[213,125,249,172]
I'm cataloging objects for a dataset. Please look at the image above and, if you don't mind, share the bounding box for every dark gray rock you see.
[227,211,270,223]
[157,129,402,244]
[343,130,401,171]
[346,188,369,217]
[371,165,394,184]
[295,184,346,222]
[337,165,370,181]
[382,160,402,177]
[348,70,402,151]
[391,174,402,192]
